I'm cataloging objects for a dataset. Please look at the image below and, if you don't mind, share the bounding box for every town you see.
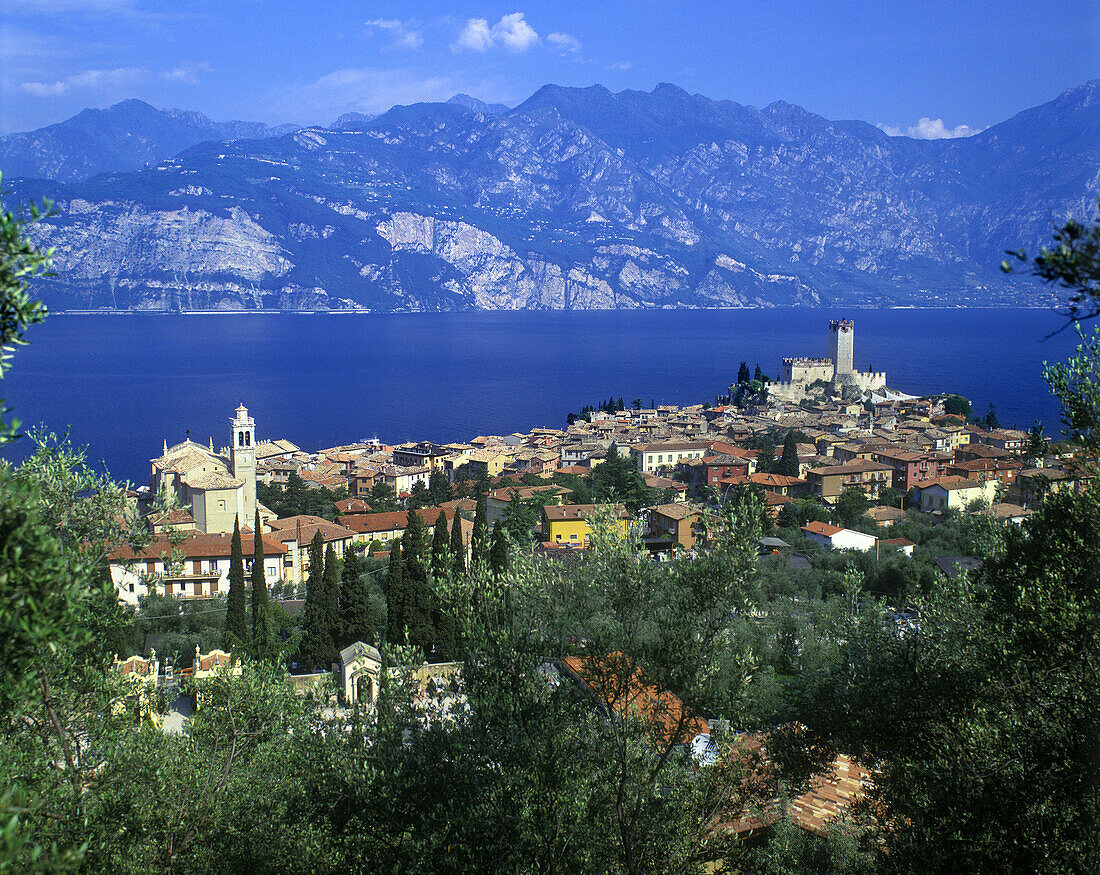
[111,318,1088,606]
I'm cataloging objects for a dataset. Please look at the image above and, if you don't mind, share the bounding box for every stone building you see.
[149,404,265,534]
[768,320,887,403]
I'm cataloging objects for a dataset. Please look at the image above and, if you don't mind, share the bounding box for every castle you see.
[767,319,887,403]
[149,404,261,534]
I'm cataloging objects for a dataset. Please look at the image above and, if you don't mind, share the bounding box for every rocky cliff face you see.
[10,81,1099,312]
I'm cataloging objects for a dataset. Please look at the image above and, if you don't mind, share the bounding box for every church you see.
[149,404,266,534]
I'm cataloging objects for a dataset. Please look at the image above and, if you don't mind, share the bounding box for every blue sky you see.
[2,1,1097,136]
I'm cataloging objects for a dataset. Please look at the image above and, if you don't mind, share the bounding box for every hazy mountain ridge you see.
[9,81,1099,312]
[0,99,296,183]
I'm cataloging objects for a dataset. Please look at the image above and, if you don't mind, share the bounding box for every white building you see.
[801,521,879,552]
[108,529,287,605]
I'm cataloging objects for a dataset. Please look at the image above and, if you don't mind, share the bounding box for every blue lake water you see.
[0,308,1083,485]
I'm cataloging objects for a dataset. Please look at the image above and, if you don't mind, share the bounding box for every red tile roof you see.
[802,521,844,537]
[561,653,708,747]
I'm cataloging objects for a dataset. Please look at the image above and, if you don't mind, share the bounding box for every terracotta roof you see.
[864,506,904,522]
[108,529,286,561]
[543,503,630,522]
[561,653,708,747]
[920,476,981,491]
[334,498,372,514]
[650,502,699,521]
[802,521,844,537]
[750,473,805,488]
[337,506,453,534]
[185,471,244,490]
[266,516,355,544]
[809,460,892,475]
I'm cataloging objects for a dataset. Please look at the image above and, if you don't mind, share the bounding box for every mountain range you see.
[5,81,1099,312]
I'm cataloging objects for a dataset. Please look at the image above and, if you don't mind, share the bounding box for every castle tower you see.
[828,319,855,376]
[230,404,257,527]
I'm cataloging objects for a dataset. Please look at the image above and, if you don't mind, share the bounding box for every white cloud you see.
[162,61,211,85]
[546,32,581,55]
[453,18,494,52]
[452,12,539,53]
[878,117,984,139]
[365,18,424,50]
[21,66,146,96]
[493,12,539,51]
[606,61,633,71]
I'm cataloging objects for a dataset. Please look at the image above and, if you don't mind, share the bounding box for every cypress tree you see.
[250,510,269,637]
[450,510,466,576]
[300,530,329,670]
[402,508,426,569]
[776,430,801,477]
[753,363,765,383]
[339,550,372,646]
[431,510,449,579]
[738,361,751,385]
[402,510,434,654]
[471,492,489,568]
[386,541,405,644]
[322,544,340,665]
[490,519,509,578]
[225,517,248,645]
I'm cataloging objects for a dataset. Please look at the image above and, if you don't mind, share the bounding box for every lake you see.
[0,307,1083,484]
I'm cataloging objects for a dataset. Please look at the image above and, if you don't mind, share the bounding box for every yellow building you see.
[541,504,630,547]
[461,448,512,479]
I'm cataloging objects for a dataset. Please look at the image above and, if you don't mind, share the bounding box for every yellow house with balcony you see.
[541,504,630,547]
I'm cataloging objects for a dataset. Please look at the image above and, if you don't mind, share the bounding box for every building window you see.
[570,533,578,540]
[218,500,226,511]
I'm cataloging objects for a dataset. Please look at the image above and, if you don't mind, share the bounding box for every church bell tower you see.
[230,404,257,527]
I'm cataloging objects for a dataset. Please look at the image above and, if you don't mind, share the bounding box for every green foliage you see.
[782,485,1100,872]
[430,509,449,579]
[367,479,400,512]
[976,401,1000,430]
[399,511,437,656]
[942,393,971,418]
[500,489,541,543]
[1043,323,1100,450]
[489,520,509,578]
[832,489,871,529]
[589,444,656,513]
[738,360,751,385]
[249,510,272,651]
[298,531,331,670]
[471,491,489,568]
[450,509,466,577]
[385,541,404,644]
[225,518,248,646]
[339,550,384,647]
[775,429,801,477]
[0,179,52,444]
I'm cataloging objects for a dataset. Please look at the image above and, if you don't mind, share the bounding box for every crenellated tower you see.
[828,319,855,376]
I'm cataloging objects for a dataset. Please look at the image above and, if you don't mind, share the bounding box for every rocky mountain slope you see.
[0,99,296,183]
[9,81,1099,312]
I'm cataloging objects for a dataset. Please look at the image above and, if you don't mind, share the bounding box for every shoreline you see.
[48,303,1058,316]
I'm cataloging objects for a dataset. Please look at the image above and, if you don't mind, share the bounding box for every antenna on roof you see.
[163,438,168,455]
